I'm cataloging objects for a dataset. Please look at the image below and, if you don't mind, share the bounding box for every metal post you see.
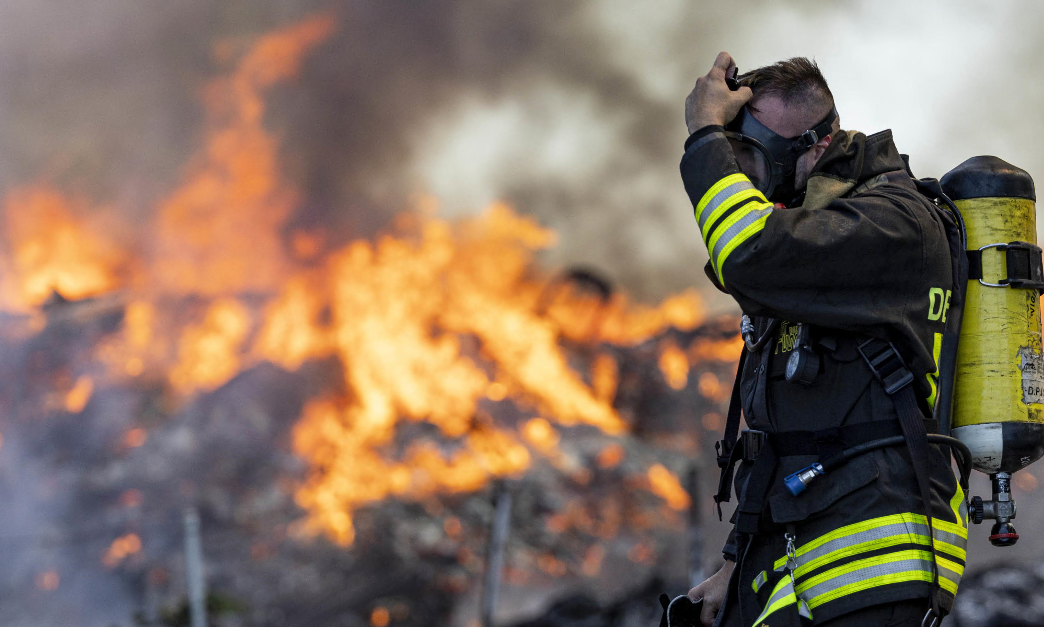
[687,464,705,589]
[481,481,512,627]
[183,507,208,627]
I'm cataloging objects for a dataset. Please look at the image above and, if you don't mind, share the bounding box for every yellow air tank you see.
[941,155,1044,546]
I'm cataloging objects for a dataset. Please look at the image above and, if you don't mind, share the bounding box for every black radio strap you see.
[713,346,747,520]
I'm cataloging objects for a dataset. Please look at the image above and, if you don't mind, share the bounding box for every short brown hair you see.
[741,57,833,116]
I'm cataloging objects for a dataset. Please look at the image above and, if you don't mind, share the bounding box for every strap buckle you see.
[857,339,914,395]
[740,429,766,463]
[715,439,731,469]
[970,241,1044,291]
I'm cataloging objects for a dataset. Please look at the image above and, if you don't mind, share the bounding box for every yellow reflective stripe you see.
[695,173,749,218]
[791,534,919,579]
[809,568,936,608]
[926,332,942,409]
[950,484,968,529]
[796,513,965,559]
[700,188,764,240]
[937,553,965,580]
[711,205,773,281]
[798,549,933,605]
[772,512,967,571]
[803,554,962,609]
[752,576,798,627]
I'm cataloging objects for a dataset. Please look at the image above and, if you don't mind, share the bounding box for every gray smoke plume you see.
[3,0,1044,308]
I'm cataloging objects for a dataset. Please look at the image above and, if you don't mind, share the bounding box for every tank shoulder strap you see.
[913,177,969,436]
[857,337,944,623]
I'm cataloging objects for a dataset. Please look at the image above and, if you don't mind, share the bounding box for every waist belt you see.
[735,417,939,462]
[718,417,937,536]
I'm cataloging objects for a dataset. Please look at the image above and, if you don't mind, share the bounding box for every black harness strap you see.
[734,438,778,534]
[857,338,942,621]
[714,347,747,520]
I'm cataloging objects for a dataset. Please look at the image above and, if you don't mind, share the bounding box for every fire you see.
[1,15,724,551]
[659,342,690,390]
[102,533,142,568]
[151,15,335,298]
[647,463,691,511]
[0,188,125,312]
[35,571,59,592]
[64,376,94,413]
[596,443,626,469]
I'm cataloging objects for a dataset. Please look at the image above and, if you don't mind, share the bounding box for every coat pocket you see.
[768,454,880,524]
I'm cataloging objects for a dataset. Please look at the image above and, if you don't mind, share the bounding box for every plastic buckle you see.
[740,430,766,463]
[857,339,913,395]
[715,439,731,469]
[797,129,819,151]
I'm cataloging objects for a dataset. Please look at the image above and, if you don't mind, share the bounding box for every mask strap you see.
[793,105,838,152]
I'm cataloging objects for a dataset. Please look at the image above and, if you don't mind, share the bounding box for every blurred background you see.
[1,0,1044,625]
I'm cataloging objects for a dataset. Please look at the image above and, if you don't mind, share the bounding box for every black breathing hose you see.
[821,434,972,492]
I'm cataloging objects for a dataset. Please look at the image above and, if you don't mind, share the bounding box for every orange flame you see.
[0,16,724,550]
[659,342,690,390]
[64,376,94,413]
[0,188,124,312]
[646,464,691,511]
[102,533,142,568]
[35,571,60,591]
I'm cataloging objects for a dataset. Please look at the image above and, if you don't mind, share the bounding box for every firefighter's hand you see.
[685,52,752,134]
[687,560,734,626]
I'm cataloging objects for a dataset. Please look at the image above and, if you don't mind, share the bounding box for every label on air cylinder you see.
[1018,346,1044,405]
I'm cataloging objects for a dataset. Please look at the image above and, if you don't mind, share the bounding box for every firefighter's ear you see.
[810,134,832,161]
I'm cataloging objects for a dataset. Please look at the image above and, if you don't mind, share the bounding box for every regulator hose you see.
[785,434,973,496]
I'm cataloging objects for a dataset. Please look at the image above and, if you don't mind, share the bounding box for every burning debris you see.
[0,14,743,627]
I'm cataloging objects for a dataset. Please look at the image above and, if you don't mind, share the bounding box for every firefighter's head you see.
[725,58,840,204]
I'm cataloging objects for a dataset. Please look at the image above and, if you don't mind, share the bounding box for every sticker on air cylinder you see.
[1018,346,1044,405]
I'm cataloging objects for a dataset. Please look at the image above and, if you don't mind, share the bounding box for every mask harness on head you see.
[724,103,838,205]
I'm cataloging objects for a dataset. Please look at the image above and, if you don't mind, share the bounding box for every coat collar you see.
[801,129,910,210]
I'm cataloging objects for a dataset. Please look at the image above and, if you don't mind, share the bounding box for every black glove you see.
[658,594,704,627]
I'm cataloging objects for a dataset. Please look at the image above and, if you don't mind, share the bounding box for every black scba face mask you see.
[724,104,838,204]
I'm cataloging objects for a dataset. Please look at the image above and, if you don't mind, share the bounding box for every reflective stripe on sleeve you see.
[698,183,758,238]
[709,203,774,280]
[693,173,773,285]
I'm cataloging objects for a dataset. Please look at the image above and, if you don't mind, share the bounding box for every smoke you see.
[3,0,1044,309]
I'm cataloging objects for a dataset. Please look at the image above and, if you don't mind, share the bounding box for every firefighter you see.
[680,53,968,626]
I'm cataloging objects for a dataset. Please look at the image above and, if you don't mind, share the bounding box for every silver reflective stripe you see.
[753,577,798,627]
[794,521,929,569]
[697,180,754,231]
[933,527,967,555]
[801,557,933,604]
[752,570,769,593]
[764,580,793,608]
[793,521,966,572]
[710,206,773,266]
